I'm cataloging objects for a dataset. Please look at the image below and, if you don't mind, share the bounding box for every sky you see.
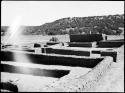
[1,1,124,26]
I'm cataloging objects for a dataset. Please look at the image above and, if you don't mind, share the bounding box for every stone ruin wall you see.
[43,45,124,92]
[43,56,113,92]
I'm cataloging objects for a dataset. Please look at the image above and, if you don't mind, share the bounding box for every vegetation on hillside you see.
[1,14,124,35]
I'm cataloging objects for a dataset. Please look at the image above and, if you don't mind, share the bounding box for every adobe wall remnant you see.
[43,56,113,92]
[97,40,124,48]
[41,47,90,56]
[70,34,103,42]
[46,42,60,46]
[34,43,41,48]
[1,50,103,68]
[68,42,93,47]
[1,63,70,78]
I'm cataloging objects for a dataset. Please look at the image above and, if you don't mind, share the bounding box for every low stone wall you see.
[22,49,35,52]
[43,56,113,92]
[46,42,60,45]
[68,42,93,47]
[70,34,103,42]
[97,40,124,48]
[42,47,90,56]
[100,51,117,62]
[1,63,69,78]
[1,50,103,68]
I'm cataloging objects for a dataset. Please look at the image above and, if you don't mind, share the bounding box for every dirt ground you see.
[1,64,91,92]
[1,46,124,92]
[1,35,124,92]
[1,72,58,92]
[90,46,124,92]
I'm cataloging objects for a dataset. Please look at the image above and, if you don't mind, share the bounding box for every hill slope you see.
[1,14,124,35]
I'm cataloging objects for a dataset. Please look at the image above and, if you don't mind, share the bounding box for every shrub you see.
[49,37,59,42]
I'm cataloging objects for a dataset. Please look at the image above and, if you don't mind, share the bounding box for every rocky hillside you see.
[1,14,124,35]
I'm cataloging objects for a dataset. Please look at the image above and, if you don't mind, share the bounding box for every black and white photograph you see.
[1,1,124,92]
